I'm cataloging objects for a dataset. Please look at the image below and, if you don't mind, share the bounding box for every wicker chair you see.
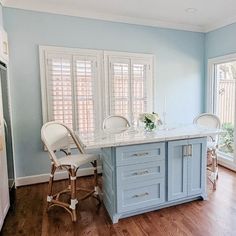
[193,113,221,190]
[103,115,130,131]
[41,121,100,222]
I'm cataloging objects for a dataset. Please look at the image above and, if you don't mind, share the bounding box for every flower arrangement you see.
[139,112,162,131]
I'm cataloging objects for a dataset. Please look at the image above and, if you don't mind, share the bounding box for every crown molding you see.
[2,0,204,32]
[204,15,236,32]
[3,0,236,33]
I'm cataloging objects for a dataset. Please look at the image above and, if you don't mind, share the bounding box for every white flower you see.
[145,113,156,122]
[139,112,161,123]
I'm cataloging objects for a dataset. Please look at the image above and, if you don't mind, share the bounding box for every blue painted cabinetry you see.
[167,138,207,201]
[102,137,207,223]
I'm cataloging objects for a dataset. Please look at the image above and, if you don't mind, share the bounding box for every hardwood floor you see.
[2,166,236,236]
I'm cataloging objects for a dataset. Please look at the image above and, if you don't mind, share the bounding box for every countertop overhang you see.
[77,124,223,149]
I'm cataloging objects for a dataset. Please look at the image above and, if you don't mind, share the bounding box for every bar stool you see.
[103,115,131,131]
[41,121,101,222]
[193,113,221,190]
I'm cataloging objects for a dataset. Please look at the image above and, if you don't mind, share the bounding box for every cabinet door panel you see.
[188,138,206,196]
[168,140,188,201]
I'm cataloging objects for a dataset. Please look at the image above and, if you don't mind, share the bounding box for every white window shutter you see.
[73,56,98,136]
[106,54,153,124]
[109,58,131,120]
[46,54,73,129]
[45,53,100,135]
[131,61,149,124]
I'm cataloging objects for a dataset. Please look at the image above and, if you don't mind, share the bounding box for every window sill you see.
[218,152,236,172]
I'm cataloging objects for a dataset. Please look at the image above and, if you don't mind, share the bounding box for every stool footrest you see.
[46,162,101,222]
[69,199,78,210]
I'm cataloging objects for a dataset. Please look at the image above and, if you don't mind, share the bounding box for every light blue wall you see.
[204,23,236,111]
[3,8,205,178]
[205,23,236,59]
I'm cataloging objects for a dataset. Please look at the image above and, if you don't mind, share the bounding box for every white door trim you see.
[207,53,236,167]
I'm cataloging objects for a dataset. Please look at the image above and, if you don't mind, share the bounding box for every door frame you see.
[207,54,236,170]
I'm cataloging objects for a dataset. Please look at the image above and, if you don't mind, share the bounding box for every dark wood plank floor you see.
[2,166,236,236]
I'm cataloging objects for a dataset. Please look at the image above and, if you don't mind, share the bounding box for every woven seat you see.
[59,154,97,168]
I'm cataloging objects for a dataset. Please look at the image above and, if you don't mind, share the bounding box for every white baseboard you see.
[15,166,102,187]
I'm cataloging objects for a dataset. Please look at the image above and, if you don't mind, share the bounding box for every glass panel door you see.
[214,61,236,158]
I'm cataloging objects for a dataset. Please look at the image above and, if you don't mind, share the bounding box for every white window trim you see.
[39,45,155,132]
[207,53,236,169]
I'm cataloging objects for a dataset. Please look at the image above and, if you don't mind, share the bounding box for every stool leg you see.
[47,163,56,211]
[93,160,98,188]
[92,160,102,203]
[212,157,217,190]
[212,149,218,190]
[70,167,77,222]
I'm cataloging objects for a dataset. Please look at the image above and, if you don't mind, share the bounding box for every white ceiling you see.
[2,0,236,32]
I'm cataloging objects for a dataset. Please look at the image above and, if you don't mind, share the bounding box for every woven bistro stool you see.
[193,113,221,190]
[41,121,101,222]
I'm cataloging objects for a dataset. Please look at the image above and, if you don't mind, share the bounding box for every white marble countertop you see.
[77,124,223,149]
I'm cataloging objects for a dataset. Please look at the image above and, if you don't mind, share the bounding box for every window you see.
[40,46,154,135]
[208,54,236,169]
[105,52,154,125]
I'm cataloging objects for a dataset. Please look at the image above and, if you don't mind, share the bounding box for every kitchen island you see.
[79,124,221,223]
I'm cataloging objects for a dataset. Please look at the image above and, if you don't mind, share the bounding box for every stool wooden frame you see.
[41,122,101,222]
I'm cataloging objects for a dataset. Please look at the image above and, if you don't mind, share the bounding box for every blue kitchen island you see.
[79,125,221,223]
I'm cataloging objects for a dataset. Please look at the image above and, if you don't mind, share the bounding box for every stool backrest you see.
[41,122,85,166]
[103,115,130,131]
[193,113,221,128]
[193,113,221,143]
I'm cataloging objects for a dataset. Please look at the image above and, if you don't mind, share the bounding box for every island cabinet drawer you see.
[117,178,165,213]
[116,143,165,166]
[117,161,165,185]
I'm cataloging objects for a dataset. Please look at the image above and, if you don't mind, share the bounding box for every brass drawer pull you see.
[133,192,149,198]
[132,152,149,157]
[188,145,192,156]
[183,145,192,157]
[132,170,149,176]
